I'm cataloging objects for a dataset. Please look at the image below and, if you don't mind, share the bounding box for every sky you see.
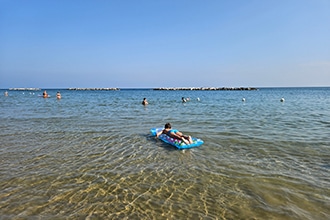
[0,0,329,88]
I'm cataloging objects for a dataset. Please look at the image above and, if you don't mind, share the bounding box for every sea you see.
[0,87,329,219]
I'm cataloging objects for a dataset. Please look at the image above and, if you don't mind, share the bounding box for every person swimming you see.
[142,98,148,105]
[56,91,61,99]
[156,122,193,144]
[43,90,49,98]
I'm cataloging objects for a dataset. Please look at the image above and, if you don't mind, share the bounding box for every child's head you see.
[165,123,171,129]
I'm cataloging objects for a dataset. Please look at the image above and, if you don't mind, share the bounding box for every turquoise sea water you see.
[0,87,329,219]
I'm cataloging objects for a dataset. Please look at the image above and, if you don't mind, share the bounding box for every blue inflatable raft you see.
[150,128,204,149]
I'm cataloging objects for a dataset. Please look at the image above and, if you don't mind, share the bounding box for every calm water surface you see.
[0,88,329,219]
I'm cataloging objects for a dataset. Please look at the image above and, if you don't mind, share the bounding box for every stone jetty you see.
[153,87,258,91]
[9,88,41,91]
[67,88,120,91]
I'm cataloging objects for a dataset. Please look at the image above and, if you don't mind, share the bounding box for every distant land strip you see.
[153,87,258,91]
[67,88,120,91]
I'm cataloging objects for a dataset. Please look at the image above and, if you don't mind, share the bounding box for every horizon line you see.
[1,86,329,90]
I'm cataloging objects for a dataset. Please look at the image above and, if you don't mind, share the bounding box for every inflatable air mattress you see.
[151,128,204,149]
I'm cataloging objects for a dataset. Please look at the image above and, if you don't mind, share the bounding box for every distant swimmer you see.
[242,98,246,102]
[280,98,285,102]
[4,91,8,96]
[142,98,148,105]
[182,97,187,103]
[43,90,49,98]
[56,91,61,99]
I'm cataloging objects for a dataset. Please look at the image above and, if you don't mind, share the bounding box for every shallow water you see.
[0,88,329,219]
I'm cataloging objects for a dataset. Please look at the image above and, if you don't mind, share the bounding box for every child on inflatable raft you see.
[156,123,193,145]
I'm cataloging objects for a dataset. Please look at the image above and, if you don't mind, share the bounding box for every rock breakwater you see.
[153,87,258,91]
[67,88,120,91]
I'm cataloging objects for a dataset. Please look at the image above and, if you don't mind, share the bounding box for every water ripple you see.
[1,88,330,219]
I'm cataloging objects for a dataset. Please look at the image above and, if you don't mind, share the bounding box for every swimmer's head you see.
[165,123,171,129]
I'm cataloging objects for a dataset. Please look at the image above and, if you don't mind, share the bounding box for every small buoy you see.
[242,98,246,102]
[280,98,285,102]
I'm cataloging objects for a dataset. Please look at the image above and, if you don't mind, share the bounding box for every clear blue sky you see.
[1,0,329,88]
